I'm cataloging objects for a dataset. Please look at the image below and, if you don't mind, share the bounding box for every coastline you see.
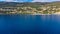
[53,12,60,14]
[0,13,60,15]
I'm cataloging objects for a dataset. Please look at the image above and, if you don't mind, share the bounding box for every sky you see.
[0,0,60,2]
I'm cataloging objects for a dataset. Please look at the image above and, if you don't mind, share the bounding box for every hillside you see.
[0,1,60,14]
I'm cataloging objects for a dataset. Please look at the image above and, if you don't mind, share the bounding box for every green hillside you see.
[0,2,60,14]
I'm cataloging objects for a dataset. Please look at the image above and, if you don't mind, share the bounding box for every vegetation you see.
[0,2,60,14]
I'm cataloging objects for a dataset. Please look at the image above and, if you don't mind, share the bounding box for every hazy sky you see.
[0,0,60,2]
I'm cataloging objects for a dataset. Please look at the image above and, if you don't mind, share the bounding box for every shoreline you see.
[0,13,60,15]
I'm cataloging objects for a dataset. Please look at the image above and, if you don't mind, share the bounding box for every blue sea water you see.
[0,15,60,34]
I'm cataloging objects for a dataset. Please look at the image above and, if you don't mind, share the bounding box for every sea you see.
[0,14,60,34]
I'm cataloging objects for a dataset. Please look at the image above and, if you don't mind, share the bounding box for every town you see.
[0,6,60,14]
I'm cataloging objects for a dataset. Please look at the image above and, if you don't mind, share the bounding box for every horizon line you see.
[0,1,60,3]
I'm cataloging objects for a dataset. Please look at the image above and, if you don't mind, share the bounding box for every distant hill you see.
[0,2,49,7]
[0,1,60,7]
